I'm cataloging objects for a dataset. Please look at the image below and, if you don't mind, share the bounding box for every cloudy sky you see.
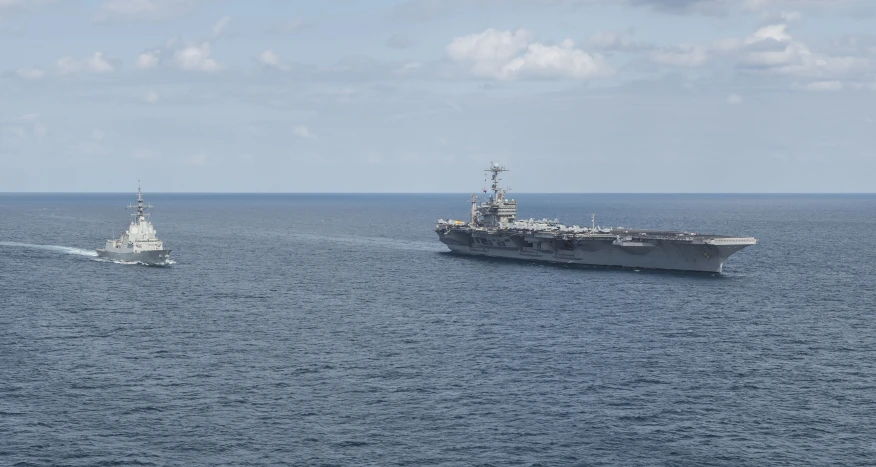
[2,0,875,192]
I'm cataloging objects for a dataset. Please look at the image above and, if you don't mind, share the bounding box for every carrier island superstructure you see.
[96,183,171,265]
[435,163,756,273]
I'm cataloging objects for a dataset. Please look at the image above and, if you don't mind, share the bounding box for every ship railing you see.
[704,237,758,245]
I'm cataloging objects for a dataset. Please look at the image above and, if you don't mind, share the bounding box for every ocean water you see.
[1,193,874,466]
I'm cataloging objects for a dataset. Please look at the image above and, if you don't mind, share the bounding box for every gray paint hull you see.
[438,233,748,273]
[95,249,171,265]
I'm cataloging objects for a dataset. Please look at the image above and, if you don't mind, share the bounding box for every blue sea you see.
[1,193,875,466]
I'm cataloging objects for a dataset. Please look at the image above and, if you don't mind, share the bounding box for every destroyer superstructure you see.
[435,163,756,273]
[96,182,171,265]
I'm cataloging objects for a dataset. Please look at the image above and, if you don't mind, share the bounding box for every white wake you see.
[0,241,99,257]
[92,257,176,266]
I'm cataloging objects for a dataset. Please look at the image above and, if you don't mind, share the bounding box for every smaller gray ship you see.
[96,182,171,265]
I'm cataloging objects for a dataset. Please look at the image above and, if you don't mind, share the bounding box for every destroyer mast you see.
[127,181,154,222]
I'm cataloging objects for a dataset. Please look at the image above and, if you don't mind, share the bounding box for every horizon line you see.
[1,191,875,195]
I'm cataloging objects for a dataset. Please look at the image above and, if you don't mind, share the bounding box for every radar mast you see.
[486,162,509,203]
[127,180,153,221]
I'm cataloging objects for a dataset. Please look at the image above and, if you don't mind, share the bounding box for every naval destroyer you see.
[96,183,171,265]
[435,163,756,273]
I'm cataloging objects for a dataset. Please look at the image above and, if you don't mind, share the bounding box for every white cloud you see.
[136,51,159,69]
[15,67,45,80]
[651,45,709,68]
[447,28,531,67]
[257,49,291,71]
[744,44,802,68]
[447,28,611,80]
[56,56,81,75]
[143,89,159,103]
[794,80,844,91]
[133,18,226,72]
[643,21,872,87]
[759,10,803,23]
[85,52,113,73]
[258,49,280,67]
[3,113,47,139]
[749,23,793,43]
[293,125,316,138]
[91,129,106,141]
[212,16,230,37]
[56,52,114,75]
[502,40,613,80]
[395,61,423,74]
[737,24,869,78]
[174,42,220,72]
[16,113,40,122]
[727,93,743,105]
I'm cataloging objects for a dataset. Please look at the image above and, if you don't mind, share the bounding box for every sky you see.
[1,0,875,193]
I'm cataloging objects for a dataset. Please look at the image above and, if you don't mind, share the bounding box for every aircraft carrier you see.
[96,182,171,265]
[435,163,756,273]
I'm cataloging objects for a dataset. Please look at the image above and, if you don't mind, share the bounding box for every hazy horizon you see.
[3,191,874,195]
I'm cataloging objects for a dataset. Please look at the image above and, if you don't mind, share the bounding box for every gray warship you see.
[435,163,756,273]
[96,183,171,265]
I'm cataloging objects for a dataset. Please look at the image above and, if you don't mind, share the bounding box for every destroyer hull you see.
[438,232,751,273]
[95,248,171,265]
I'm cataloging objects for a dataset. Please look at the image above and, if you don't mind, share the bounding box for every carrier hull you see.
[95,248,171,265]
[437,230,753,273]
